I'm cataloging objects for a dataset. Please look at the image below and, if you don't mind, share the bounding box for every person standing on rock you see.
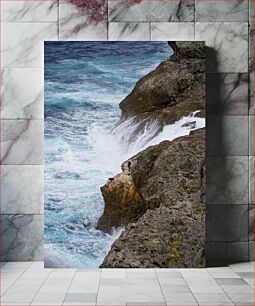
[127,161,131,175]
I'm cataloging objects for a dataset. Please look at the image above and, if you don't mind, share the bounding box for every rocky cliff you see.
[118,41,205,136]
[97,129,205,268]
[96,41,206,268]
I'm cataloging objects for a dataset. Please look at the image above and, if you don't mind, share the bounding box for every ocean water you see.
[44,41,205,268]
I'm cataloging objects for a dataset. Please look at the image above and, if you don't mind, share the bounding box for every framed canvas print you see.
[44,41,205,268]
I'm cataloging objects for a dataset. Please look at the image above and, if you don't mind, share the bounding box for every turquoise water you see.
[44,41,171,268]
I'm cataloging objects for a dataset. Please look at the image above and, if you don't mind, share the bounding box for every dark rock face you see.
[119,41,205,134]
[98,129,205,268]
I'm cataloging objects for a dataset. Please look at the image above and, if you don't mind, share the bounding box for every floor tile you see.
[64,292,97,303]
[215,278,249,285]
[230,262,254,272]
[101,268,126,279]
[227,292,254,305]
[68,278,100,293]
[160,284,192,294]
[207,267,240,278]
[163,293,198,305]
[193,292,234,305]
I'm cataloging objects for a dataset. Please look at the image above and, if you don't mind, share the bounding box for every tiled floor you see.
[0,262,254,305]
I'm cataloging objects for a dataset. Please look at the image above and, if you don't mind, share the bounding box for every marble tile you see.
[2,22,58,68]
[249,157,254,205]
[1,0,58,22]
[249,116,254,155]
[206,73,249,116]
[230,262,254,272]
[207,267,240,279]
[249,204,254,241]
[108,0,195,22]
[59,1,107,40]
[227,292,254,305]
[64,293,97,303]
[250,0,254,22]
[101,269,126,279]
[206,156,249,204]
[249,25,254,114]
[206,205,249,241]
[109,22,150,40]
[205,242,227,267]
[195,22,248,73]
[151,22,195,41]
[227,242,249,263]
[196,0,248,22]
[207,116,249,156]
[0,215,43,261]
[31,291,66,305]
[1,68,43,119]
[0,119,44,165]
[162,293,198,305]
[1,165,43,214]
[192,292,234,305]
[249,241,254,260]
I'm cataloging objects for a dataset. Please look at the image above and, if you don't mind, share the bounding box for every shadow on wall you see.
[206,47,229,267]
[205,47,249,266]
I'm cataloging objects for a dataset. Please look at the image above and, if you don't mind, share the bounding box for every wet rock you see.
[98,129,205,268]
[181,121,196,129]
[118,41,205,136]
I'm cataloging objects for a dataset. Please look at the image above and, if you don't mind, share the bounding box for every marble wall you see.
[0,0,254,265]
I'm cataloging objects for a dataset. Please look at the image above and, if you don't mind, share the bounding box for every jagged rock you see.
[181,121,196,129]
[96,171,145,233]
[98,129,205,268]
[118,41,205,136]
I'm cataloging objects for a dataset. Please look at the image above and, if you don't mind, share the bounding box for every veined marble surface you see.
[1,68,43,119]
[0,120,43,165]
[195,22,248,73]
[207,156,249,205]
[1,22,58,68]
[59,1,107,40]
[1,0,58,22]
[207,115,249,156]
[196,0,248,22]
[1,165,43,214]
[249,25,254,114]
[0,215,43,261]
[108,22,150,40]
[249,157,254,205]
[207,204,248,241]
[0,0,253,263]
[249,116,254,156]
[108,0,195,22]
[206,73,249,116]
[151,22,194,40]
